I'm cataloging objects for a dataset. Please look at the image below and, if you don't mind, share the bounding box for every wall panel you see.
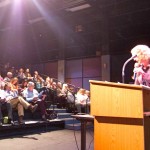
[65,78,82,89]
[65,59,82,78]
[83,77,101,90]
[30,64,44,75]
[83,57,101,77]
[44,61,58,78]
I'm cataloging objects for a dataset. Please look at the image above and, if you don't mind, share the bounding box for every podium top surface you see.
[89,80,150,91]
[72,114,94,122]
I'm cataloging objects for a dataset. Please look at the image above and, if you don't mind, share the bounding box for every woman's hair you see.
[10,77,18,84]
[131,45,150,63]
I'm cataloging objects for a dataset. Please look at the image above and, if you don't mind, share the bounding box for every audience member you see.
[24,68,33,80]
[0,66,90,123]
[4,72,13,83]
[75,88,90,114]
[0,87,13,126]
[17,68,26,84]
[23,82,48,121]
[4,83,38,124]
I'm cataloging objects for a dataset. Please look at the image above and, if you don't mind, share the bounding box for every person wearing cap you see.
[131,45,150,86]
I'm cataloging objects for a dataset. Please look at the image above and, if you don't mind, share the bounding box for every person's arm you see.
[0,90,6,103]
[142,72,150,81]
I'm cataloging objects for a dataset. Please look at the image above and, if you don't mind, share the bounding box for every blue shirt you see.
[23,88,39,102]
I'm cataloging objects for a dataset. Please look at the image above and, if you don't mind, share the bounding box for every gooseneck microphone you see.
[122,55,137,83]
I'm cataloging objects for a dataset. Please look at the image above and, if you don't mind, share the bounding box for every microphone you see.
[129,54,137,61]
[122,55,137,83]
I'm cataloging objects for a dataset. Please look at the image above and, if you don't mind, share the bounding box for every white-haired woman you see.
[131,45,150,86]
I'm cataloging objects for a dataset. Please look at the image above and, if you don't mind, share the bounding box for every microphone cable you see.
[73,117,80,150]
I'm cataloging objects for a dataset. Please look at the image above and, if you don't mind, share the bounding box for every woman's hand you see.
[134,67,145,75]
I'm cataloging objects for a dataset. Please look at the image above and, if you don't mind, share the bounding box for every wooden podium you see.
[90,80,150,150]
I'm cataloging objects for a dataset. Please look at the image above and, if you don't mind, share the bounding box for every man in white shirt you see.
[4,83,38,124]
[0,88,13,126]
[23,82,48,121]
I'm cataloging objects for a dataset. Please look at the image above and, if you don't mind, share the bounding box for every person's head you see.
[22,79,28,87]
[26,68,30,73]
[62,84,68,90]
[131,45,150,67]
[27,82,35,91]
[45,77,50,82]
[19,68,24,73]
[34,71,38,75]
[57,82,62,88]
[4,83,12,91]
[52,82,57,89]
[49,78,53,84]
[77,88,86,95]
[10,77,18,85]
[7,72,13,78]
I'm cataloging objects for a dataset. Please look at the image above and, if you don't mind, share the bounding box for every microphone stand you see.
[122,56,136,83]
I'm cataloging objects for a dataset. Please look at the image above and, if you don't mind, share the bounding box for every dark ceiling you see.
[0,0,150,65]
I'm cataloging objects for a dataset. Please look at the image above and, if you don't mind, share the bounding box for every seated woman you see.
[33,71,45,92]
[4,83,38,124]
[24,68,33,81]
[18,78,28,96]
[75,88,90,114]
[23,82,48,121]
[10,77,19,92]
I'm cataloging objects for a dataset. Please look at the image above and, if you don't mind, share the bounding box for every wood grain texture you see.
[90,81,144,118]
[90,81,150,150]
[94,117,144,150]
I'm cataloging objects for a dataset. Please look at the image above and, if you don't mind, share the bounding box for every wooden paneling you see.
[90,80,150,150]
[94,116,144,150]
[90,81,143,118]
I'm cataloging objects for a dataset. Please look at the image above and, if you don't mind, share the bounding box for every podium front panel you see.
[94,116,144,150]
[90,81,143,118]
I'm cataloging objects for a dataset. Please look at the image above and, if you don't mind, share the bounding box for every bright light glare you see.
[13,0,22,5]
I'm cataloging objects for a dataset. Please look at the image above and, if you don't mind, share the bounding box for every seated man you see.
[23,82,48,121]
[4,83,38,124]
[0,88,13,126]
[4,72,13,83]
